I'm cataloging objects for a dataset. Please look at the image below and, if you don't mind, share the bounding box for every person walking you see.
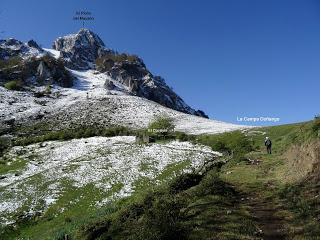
[264,137,272,154]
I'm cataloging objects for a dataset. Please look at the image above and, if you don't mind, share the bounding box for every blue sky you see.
[1,0,319,125]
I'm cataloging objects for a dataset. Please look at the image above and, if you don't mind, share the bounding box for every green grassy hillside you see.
[1,118,319,239]
[65,120,320,240]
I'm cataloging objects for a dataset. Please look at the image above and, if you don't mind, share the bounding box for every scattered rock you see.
[246,157,261,165]
[3,117,15,126]
[39,142,48,148]
[254,229,263,236]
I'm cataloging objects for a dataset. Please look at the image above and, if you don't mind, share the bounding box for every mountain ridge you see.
[52,28,208,117]
[0,28,208,117]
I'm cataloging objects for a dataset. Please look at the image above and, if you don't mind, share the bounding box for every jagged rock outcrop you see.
[52,28,112,70]
[98,54,208,117]
[0,54,73,88]
[27,40,42,50]
[0,38,43,60]
[0,38,72,87]
[29,56,74,87]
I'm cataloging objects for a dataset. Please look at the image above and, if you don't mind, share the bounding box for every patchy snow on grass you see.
[0,136,220,226]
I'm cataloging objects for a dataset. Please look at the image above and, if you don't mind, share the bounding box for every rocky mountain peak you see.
[52,28,110,70]
[1,29,208,118]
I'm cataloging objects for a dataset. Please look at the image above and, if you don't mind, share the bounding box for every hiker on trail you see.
[264,137,272,154]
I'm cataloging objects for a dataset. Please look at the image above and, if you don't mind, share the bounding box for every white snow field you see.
[0,136,221,225]
[0,57,248,134]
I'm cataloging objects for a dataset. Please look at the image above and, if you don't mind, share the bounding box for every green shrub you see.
[197,170,237,197]
[0,56,23,70]
[14,126,133,146]
[312,115,320,135]
[175,132,195,142]
[197,131,253,157]
[148,115,175,138]
[77,219,111,240]
[0,137,9,156]
[45,85,52,94]
[77,188,189,240]
[136,194,188,240]
[279,184,314,218]
[53,229,69,240]
[33,91,46,98]
[168,173,203,194]
[96,53,140,72]
[4,80,23,90]
[111,191,188,240]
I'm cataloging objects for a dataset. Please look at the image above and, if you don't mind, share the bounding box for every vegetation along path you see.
[1,117,319,239]
[219,119,320,239]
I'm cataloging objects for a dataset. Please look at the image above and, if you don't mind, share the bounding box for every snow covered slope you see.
[51,29,208,117]
[0,68,247,135]
[0,136,221,225]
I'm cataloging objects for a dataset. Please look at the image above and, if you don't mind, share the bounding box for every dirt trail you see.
[248,197,288,240]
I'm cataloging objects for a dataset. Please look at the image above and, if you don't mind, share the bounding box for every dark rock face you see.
[52,28,111,70]
[27,40,42,50]
[98,55,208,118]
[0,38,43,60]
[32,56,74,87]
[0,37,73,88]
[0,55,73,88]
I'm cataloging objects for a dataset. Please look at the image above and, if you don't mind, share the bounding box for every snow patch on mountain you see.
[0,67,248,134]
[43,48,60,59]
[0,68,247,135]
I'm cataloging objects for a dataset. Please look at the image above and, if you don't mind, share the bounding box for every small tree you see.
[148,115,175,138]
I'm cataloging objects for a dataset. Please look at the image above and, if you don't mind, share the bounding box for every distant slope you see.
[0,69,247,135]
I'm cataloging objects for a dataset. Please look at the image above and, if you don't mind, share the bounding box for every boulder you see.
[37,61,52,82]
[104,79,115,90]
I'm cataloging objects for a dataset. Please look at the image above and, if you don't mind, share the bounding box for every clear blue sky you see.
[1,0,319,125]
